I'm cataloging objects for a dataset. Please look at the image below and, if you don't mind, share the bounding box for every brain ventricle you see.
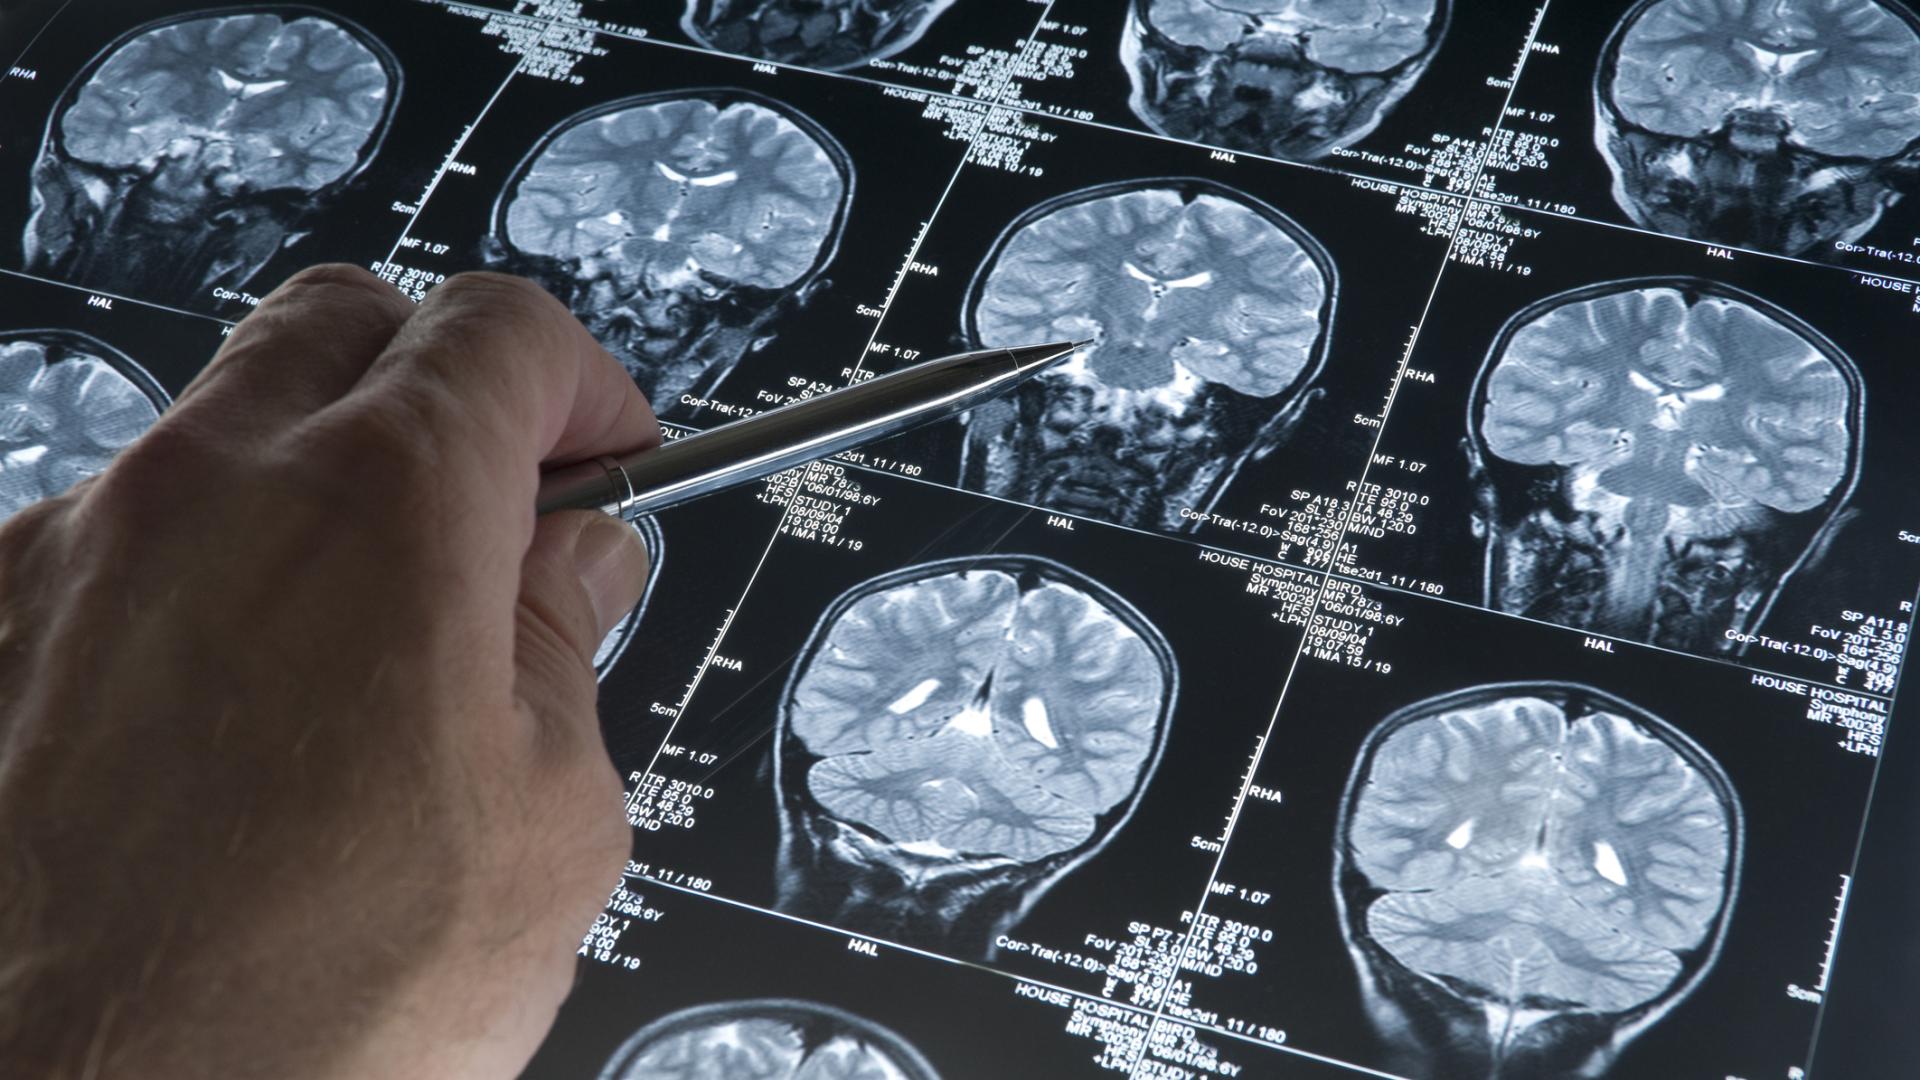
[1612,0,1920,158]
[1149,0,1439,72]
[1481,287,1850,515]
[973,188,1328,397]
[789,570,1165,861]
[504,98,844,291]
[62,14,390,192]
[0,342,160,521]
[1349,696,1734,1012]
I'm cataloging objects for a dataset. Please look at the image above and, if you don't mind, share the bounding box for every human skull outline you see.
[680,0,963,72]
[597,998,943,1080]
[24,5,401,307]
[1122,0,1451,162]
[772,555,1178,960]
[485,88,853,411]
[1465,277,1863,655]
[1594,0,1920,256]
[958,177,1336,532]
[1334,681,1744,1079]
[0,329,169,523]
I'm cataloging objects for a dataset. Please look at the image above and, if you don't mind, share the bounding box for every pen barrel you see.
[534,348,1030,520]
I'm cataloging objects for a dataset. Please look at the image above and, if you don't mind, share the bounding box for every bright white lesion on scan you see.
[787,570,1164,862]
[1347,695,1735,1013]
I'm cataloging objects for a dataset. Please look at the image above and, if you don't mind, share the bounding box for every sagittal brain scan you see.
[1336,685,1742,1079]
[0,331,166,523]
[773,557,1175,959]
[593,516,665,680]
[24,8,398,307]
[1597,0,1920,256]
[488,90,851,409]
[681,0,962,72]
[599,999,942,1080]
[1468,279,1860,654]
[961,179,1334,531]
[1122,0,1449,162]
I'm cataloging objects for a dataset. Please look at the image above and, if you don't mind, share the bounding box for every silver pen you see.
[536,340,1086,520]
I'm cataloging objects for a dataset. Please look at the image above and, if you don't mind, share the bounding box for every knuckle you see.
[276,263,399,303]
[431,271,566,324]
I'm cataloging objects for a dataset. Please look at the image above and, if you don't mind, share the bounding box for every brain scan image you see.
[1466,279,1861,655]
[1122,0,1450,162]
[487,90,852,411]
[1335,684,1742,1078]
[0,330,167,523]
[24,8,399,307]
[960,179,1334,532]
[773,557,1176,959]
[682,0,962,72]
[1596,0,1920,256]
[592,515,665,680]
[599,999,942,1080]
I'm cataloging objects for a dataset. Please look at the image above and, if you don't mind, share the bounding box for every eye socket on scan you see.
[1336,685,1742,1079]
[1596,0,1920,255]
[1122,0,1449,162]
[598,999,942,1080]
[1469,279,1860,654]
[0,331,167,523]
[25,8,398,306]
[959,179,1335,531]
[680,0,962,72]
[772,557,1176,959]
[487,90,852,411]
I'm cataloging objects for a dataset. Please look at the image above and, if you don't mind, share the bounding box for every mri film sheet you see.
[3,2,1920,1078]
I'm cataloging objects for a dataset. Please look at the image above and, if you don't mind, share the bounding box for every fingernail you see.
[573,515,650,639]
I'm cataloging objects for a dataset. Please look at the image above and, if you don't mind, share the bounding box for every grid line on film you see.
[1120,5,1553,1072]
[620,0,1063,797]
[437,0,1920,294]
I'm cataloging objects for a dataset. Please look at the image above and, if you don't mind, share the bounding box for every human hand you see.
[0,266,659,1078]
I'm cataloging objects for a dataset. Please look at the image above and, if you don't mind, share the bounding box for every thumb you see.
[514,511,651,734]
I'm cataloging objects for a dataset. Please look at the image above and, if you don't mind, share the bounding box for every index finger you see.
[339,271,661,513]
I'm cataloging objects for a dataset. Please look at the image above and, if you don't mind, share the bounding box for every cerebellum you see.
[1348,697,1734,1012]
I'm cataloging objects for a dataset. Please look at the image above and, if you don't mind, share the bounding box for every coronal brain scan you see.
[681,0,962,72]
[773,558,1174,958]
[1469,279,1860,653]
[961,179,1334,531]
[488,91,851,409]
[1122,0,1449,161]
[599,999,941,1080]
[1336,685,1742,1079]
[24,8,398,306]
[1597,0,1920,256]
[0,331,166,523]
